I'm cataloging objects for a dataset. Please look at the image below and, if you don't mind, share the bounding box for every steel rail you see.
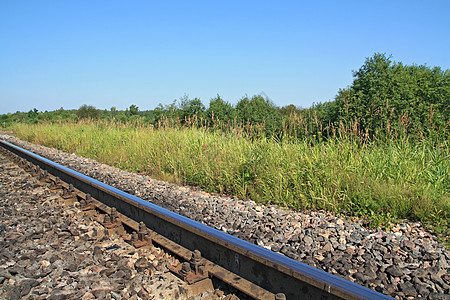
[0,139,392,300]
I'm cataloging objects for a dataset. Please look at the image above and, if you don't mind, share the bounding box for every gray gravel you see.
[0,150,225,299]
[1,134,449,299]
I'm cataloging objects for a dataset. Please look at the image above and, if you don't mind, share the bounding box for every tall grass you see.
[9,119,449,242]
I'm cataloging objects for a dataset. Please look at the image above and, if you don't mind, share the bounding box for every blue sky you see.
[1,1,449,114]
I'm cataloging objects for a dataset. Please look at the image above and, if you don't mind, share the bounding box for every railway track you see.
[0,139,392,299]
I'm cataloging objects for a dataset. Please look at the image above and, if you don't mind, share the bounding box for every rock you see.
[438,255,449,269]
[303,236,313,245]
[100,267,116,277]
[429,294,450,300]
[48,289,76,300]
[65,262,78,272]
[19,278,38,296]
[81,292,95,300]
[112,269,126,279]
[386,265,404,277]
[398,281,417,297]
[423,252,440,261]
[111,291,122,300]
[348,232,362,244]
[337,244,347,251]
[93,246,102,257]
[322,242,333,252]
[412,267,429,278]
[135,257,152,271]
[416,283,430,297]
[271,244,282,252]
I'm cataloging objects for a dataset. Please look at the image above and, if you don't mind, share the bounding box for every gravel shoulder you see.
[1,134,449,299]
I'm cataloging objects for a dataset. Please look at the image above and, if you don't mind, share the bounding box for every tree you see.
[279,104,301,116]
[27,108,39,119]
[77,104,100,119]
[129,104,139,115]
[335,53,450,137]
[178,95,205,122]
[206,94,236,123]
[235,94,282,134]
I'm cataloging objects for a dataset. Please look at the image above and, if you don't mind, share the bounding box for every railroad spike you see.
[104,207,122,229]
[85,193,93,204]
[79,199,87,209]
[103,214,112,226]
[190,250,204,275]
[110,207,118,223]
[131,231,138,241]
[30,165,39,176]
[180,262,192,277]
[81,194,94,211]
[132,221,152,248]
[138,221,147,241]
[38,169,48,181]
[62,184,75,199]
[49,177,62,190]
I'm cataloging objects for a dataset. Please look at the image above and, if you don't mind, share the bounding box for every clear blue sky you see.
[1,1,449,114]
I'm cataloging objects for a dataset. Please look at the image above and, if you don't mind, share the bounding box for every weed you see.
[8,119,449,242]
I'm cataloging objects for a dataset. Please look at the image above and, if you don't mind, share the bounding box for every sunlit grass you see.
[9,120,449,244]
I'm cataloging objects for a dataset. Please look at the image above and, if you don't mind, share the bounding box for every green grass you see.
[8,120,450,244]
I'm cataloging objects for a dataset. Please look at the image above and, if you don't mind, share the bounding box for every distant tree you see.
[313,101,339,127]
[114,110,128,122]
[109,106,117,119]
[178,95,205,122]
[77,104,100,119]
[152,100,179,125]
[279,104,301,116]
[236,94,282,134]
[206,94,236,123]
[27,108,39,119]
[129,104,139,115]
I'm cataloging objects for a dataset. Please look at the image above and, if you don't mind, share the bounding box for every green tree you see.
[336,53,450,138]
[27,108,38,118]
[110,106,117,119]
[152,100,179,125]
[235,94,282,135]
[178,95,205,122]
[129,104,139,115]
[279,104,301,116]
[206,94,236,123]
[77,104,100,119]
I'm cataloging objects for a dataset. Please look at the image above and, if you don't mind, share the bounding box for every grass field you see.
[8,120,450,244]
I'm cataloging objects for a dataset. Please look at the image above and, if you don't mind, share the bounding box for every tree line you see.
[2,53,449,141]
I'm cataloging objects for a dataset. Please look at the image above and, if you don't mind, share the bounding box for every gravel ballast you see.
[0,148,229,299]
[1,134,449,299]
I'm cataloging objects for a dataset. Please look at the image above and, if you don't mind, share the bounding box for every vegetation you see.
[1,53,449,244]
[336,53,449,140]
[77,104,100,120]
